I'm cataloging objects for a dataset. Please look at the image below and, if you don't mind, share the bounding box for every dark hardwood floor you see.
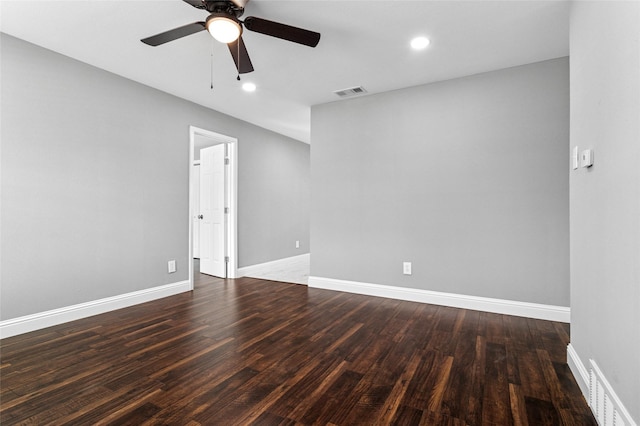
[1,271,596,425]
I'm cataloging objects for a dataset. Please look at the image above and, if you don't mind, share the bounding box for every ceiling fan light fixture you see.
[206,15,242,43]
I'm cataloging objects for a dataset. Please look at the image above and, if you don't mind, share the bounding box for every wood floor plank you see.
[439,321,477,419]
[391,404,424,425]
[0,272,597,425]
[509,383,529,426]
[481,342,512,425]
[278,358,349,421]
[518,350,553,401]
[524,396,561,426]
[465,335,487,425]
[298,370,364,425]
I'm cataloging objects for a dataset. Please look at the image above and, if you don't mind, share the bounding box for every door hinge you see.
[224,207,229,214]
[224,158,229,165]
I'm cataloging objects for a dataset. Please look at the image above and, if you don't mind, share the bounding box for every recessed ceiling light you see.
[242,82,256,92]
[410,36,430,50]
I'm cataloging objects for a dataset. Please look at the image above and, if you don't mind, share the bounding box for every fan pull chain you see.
[210,39,214,90]
[236,39,241,81]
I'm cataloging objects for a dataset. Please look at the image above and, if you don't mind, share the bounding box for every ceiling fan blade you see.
[182,0,206,9]
[227,36,254,74]
[243,16,320,47]
[141,22,206,46]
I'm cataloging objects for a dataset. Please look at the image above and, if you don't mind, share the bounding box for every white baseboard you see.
[237,253,310,278]
[308,276,570,322]
[0,280,191,339]
[567,344,637,426]
[567,343,590,398]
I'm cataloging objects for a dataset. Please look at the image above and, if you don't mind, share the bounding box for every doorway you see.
[188,126,238,290]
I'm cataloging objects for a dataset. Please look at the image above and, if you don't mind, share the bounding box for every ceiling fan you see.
[141,0,321,74]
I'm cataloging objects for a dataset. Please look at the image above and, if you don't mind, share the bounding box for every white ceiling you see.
[0,0,569,143]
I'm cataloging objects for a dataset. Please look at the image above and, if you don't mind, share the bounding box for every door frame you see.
[188,125,238,290]
[192,161,201,259]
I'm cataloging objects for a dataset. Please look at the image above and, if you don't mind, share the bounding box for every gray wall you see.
[239,133,310,265]
[0,34,309,321]
[311,57,569,306]
[569,2,639,421]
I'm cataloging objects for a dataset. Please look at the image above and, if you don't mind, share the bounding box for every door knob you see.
[198,215,203,219]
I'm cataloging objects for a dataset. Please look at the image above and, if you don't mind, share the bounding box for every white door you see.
[192,164,201,258]
[199,144,226,277]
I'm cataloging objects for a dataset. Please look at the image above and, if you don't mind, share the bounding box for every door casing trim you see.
[189,126,238,288]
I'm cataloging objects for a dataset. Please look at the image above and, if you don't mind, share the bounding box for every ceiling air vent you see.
[334,86,367,98]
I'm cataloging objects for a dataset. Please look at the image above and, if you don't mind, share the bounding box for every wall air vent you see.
[588,359,636,426]
[333,86,367,98]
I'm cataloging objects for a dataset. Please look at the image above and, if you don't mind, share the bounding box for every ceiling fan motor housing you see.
[203,1,245,18]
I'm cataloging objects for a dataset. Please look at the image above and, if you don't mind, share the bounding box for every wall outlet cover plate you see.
[581,149,594,167]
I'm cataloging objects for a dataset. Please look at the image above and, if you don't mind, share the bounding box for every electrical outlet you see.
[403,262,412,275]
[168,260,176,274]
[581,149,594,167]
[296,240,300,249]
